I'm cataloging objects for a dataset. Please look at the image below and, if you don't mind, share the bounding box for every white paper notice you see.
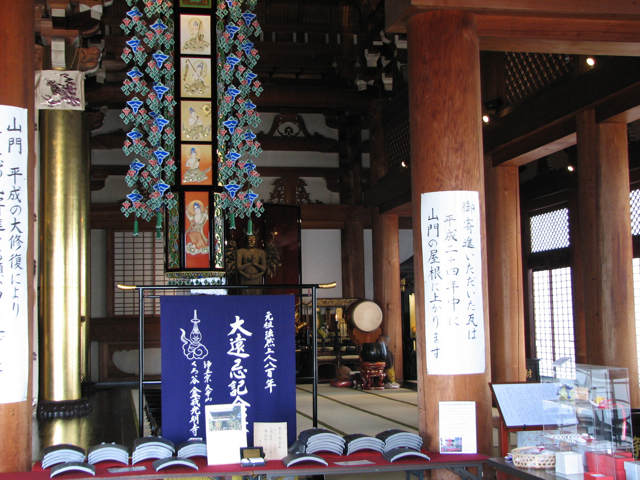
[0,105,29,404]
[253,422,288,460]
[421,191,485,375]
[491,383,577,428]
[439,401,477,454]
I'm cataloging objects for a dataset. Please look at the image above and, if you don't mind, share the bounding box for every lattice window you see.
[112,231,180,316]
[505,52,574,106]
[632,190,640,382]
[530,208,570,253]
[385,116,410,172]
[631,189,640,235]
[533,268,576,379]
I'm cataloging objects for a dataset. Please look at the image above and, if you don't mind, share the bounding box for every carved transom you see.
[268,178,320,205]
[264,114,317,138]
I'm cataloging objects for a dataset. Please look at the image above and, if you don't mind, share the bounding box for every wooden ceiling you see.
[37,0,640,222]
[75,0,397,112]
[387,0,640,56]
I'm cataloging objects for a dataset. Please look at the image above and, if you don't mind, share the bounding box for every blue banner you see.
[160,295,297,447]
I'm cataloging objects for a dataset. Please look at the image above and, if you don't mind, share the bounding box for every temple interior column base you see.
[37,399,92,420]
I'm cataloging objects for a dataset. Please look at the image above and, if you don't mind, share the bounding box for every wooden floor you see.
[34,386,139,462]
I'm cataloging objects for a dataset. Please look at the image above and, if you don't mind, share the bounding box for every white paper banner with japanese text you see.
[421,191,485,375]
[0,105,29,403]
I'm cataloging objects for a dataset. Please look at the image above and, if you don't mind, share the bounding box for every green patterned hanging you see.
[217,0,264,227]
[120,1,177,235]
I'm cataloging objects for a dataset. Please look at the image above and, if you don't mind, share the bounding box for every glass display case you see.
[542,365,633,479]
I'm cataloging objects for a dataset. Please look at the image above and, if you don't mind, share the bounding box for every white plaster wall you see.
[301,229,343,298]
[399,229,414,263]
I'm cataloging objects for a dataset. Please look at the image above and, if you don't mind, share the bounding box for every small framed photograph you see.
[181,57,212,98]
[180,14,211,55]
[205,404,247,465]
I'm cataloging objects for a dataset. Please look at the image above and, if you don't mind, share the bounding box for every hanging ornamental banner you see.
[160,295,297,447]
[420,191,485,375]
[120,0,177,234]
[35,71,85,110]
[0,105,29,403]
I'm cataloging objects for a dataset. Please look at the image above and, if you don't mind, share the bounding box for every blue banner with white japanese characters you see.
[160,295,297,447]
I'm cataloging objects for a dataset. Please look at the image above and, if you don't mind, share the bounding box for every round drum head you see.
[350,300,383,333]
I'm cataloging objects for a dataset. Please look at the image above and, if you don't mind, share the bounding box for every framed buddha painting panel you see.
[179,0,213,8]
[180,57,212,99]
[184,191,211,270]
[180,100,212,142]
[180,143,213,186]
[180,14,212,56]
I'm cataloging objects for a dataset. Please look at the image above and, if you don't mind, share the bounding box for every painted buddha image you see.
[182,17,210,54]
[182,105,211,141]
[186,199,209,255]
[183,146,211,183]
[183,59,210,97]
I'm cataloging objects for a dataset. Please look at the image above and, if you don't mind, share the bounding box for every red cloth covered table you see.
[8,450,488,480]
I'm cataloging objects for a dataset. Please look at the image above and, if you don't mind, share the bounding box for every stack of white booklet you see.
[342,433,385,455]
[152,457,199,471]
[176,439,207,459]
[131,437,175,464]
[41,444,86,469]
[87,443,129,465]
[299,428,345,455]
[382,447,431,463]
[375,429,423,452]
[50,462,96,477]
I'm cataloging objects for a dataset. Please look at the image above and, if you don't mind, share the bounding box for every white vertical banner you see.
[421,191,485,375]
[0,105,29,403]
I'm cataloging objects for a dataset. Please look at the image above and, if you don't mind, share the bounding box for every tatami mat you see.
[295,384,420,480]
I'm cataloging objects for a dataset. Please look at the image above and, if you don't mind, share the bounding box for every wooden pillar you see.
[484,160,526,383]
[567,146,589,366]
[576,110,639,406]
[338,114,363,205]
[408,10,492,455]
[282,175,297,205]
[341,221,365,299]
[372,209,404,383]
[0,0,35,472]
[370,98,404,381]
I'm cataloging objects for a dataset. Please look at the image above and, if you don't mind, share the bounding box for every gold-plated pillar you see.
[39,110,87,403]
[80,126,91,383]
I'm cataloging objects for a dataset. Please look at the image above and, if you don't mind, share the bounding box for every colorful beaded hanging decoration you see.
[121,0,264,236]
[216,0,264,231]
[120,1,178,237]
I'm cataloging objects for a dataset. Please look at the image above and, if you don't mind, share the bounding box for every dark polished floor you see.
[35,385,139,462]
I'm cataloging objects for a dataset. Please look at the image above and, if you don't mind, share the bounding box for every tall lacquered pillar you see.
[408,10,493,455]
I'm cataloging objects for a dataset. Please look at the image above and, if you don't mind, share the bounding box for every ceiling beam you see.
[484,56,640,166]
[386,1,640,56]
[363,55,640,210]
[476,15,640,56]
